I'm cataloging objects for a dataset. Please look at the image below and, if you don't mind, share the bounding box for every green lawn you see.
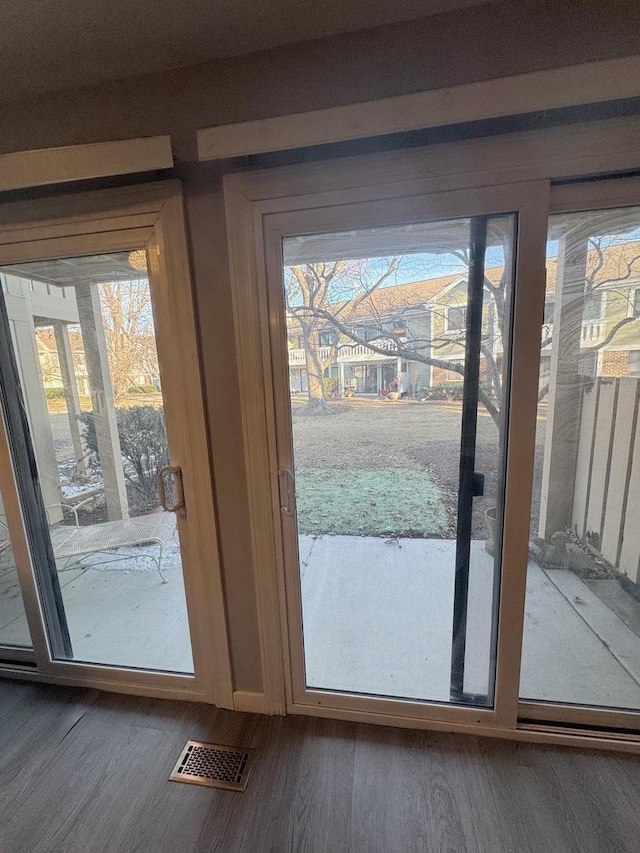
[295,468,449,538]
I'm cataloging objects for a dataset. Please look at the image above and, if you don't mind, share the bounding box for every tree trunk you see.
[303,324,330,412]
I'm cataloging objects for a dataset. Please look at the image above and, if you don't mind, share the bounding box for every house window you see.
[446,305,467,332]
[319,331,336,347]
[632,288,640,318]
[583,291,604,322]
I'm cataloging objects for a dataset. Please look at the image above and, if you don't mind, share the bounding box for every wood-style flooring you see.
[1,678,640,852]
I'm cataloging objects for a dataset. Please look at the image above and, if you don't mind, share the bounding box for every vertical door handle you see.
[157,465,185,512]
[278,466,295,516]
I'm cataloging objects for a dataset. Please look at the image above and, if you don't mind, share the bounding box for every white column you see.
[538,233,588,539]
[76,284,129,521]
[53,322,88,476]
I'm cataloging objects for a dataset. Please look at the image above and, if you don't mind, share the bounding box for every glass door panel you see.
[280,214,515,707]
[0,251,193,673]
[521,205,640,712]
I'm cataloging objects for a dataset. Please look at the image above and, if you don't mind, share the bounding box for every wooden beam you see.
[0,136,173,192]
[198,56,640,161]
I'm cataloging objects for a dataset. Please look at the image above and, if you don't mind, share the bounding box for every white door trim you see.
[199,56,640,161]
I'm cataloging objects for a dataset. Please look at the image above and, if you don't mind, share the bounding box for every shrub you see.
[45,387,66,400]
[128,384,158,394]
[79,406,169,510]
[421,381,464,401]
[323,377,340,397]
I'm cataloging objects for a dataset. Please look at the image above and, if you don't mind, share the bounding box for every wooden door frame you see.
[0,181,233,707]
[224,116,640,749]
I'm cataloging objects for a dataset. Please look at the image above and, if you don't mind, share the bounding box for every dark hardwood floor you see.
[1,678,639,852]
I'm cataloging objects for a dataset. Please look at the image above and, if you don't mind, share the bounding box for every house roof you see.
[287,239,640,333]
[35,327,85,353]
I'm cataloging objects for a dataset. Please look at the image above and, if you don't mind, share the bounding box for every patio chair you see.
[48,508,177,583]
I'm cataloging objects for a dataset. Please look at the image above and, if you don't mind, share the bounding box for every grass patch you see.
[295,468,448,538]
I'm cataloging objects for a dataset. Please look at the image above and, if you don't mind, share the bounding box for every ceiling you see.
[0,0,493,100]
[1,253,146,287]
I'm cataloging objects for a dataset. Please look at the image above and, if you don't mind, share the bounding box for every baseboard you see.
[233,690,266,713]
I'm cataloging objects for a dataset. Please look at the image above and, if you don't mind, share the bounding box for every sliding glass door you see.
[520,196,640,729]
[257,182,547,726]
[0,184,230,703]
[278,215,514,709]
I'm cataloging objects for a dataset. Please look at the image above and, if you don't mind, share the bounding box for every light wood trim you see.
[225,116,640,204]
[0,213,158,248]
[0,662,212,703]
[288,700,640,753]
[147,191,234,709]
[0,136,173,192]
[520,701,640,730]
[199,57,640,161]
[233,690,267,713]
[260,183,549,729]
[224,186,288,715]
[492,187,551,726]
[0,229,154,264]
[551,175,640,213]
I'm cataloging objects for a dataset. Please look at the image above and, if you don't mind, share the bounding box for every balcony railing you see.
[288,346,333,364]
[582,319,606,344]
[288,340,398,366]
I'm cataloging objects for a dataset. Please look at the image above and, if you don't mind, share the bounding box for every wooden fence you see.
[572,377,640,584]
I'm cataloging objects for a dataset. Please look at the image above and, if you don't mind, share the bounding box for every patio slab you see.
[300,534,640,709]
[0,540,192,673]
[3,533,640,713]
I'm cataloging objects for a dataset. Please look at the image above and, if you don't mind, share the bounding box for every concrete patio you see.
[299,535,640,709]
[0,538,193,673]
[2,534,640,711]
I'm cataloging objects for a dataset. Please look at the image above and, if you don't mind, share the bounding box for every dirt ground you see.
[292,397,546,538]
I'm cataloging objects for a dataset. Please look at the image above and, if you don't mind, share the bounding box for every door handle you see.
[278,466,295,516]
[157,465,185,512]
[471,472,485,497]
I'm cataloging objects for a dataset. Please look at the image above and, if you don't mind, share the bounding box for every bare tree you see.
[286,258,401,410]
[98,280,158,401]
[287,232,640,424]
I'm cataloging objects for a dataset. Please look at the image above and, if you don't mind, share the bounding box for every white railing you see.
[541,321,606,349]
[288,346,333,365]
[582,320,606,344]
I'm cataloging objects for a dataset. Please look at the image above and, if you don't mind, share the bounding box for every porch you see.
[2,533,640,706]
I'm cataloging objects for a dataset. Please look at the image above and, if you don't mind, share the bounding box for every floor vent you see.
[169,741,255,791]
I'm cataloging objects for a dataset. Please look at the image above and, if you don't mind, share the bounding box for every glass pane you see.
[0,472,32,648]
[282,215,515,706]
[521,207,640,710]
[0,251,193,672]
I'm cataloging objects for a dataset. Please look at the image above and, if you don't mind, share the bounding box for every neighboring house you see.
[288,241,640,396]
[35,323,160,397]
[35,326,90,396]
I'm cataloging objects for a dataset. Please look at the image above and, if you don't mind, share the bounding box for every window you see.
[319,331,336,347]
[445,304,467,332]
[583,291,604,322]
[632,288,640,318]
